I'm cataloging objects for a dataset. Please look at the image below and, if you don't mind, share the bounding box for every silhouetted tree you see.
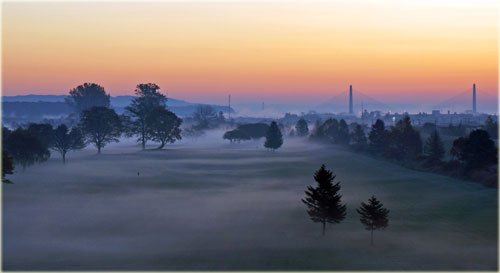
[302,164,346,235]
[65,83,110,113]
[289,129,296,137]
[26,123,54,148]
[423,130,445,162]
[193,105,217,129]
[484,116,498,139]
[51,124,85,163]
[4,128,50,170]
[223,129,250,143]
[368,119,387,154]
[350,124,367,150]
[125,83,167,149]
[2,151,14,183]
[146,107,182,149]
[385,115,422,160]
[79,106,122,154]
[238,123,270,139]
[459,129,497,170]
[295,118,309,137]
[264,121,283,151]
[450,137,467,160]
[356,195,389,246]
[336,119,350,145]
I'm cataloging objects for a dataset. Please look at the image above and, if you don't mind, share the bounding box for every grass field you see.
[2,132,498,270]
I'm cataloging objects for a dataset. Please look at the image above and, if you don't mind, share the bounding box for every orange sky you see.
[2,1,498,103]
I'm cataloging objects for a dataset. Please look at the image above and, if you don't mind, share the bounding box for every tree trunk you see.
[322,221,326,236]
[158,141,165,149]
[97,146,101,154]
[142,135,146,150]
[370,229,374,246]
[62,153,66,164]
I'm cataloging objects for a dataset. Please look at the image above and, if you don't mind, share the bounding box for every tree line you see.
[2,82,183,183]
[299,115,497,187]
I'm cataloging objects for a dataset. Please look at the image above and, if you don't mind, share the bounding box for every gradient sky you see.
[2,1,498,104]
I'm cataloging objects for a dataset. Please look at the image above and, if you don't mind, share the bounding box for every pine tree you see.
[302,164,347,235]
[295,118,309,137]
[350,124,367,150]
[356,195,390,246]
[336,119,350,145]
[424,130,445,162]
[368,119,387,154]
[264,121,283,151]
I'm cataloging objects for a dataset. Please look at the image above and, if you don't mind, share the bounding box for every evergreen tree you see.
[368,119,387,154]
[336,119,350,145]
[2,151,14,183]
[125,83,167,149]
[51,124,86,163]
[79,106,122,154]
[350,124,367,150]
[295,118,309,137]
[423,130,445,162]
[356,195,390,246]
[264,121,283,151]
[302,164,347,235]
[385,115,422,160]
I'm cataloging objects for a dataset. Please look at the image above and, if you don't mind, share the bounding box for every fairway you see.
[2,134,498,270]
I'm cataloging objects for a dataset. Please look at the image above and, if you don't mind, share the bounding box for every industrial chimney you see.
[349,85,353,114]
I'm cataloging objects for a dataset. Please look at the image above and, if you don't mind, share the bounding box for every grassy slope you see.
[2,136,497,270]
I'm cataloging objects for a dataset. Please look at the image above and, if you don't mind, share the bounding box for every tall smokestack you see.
[472,83,476,114]
[228,94,231,120]
[349,85,353,114]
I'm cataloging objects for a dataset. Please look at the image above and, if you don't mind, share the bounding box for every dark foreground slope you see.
[2,135,497,270]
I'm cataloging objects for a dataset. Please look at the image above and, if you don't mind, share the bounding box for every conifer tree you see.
[424,130,445,162]
[356,195,389,246]
[295,118,309,137]
[350,124,367,150]
[302,164,347,235]
[264,121,283,151]
[368,119,387,154]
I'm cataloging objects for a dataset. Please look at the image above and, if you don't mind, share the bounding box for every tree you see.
[4,128,50,170]
[368,119,387,154]
[26,123,54,148]
[459,129,497,170]
[65,83,111,113]
[223,129,250,143]
[146,107,183,149]
[193,105,217,129]
[336,119,350,145]
[237,123,270,139]
[384,115,422,160]
[356,195,390,246]
[51,124,86,163]
[350,124,367,150]
[484,116,498,139]
[423,130,445,162]
[125,83,167,149]
[79,106,122,154]
[302,164,346,235]
[2,151,14,183]
[295,118,309,137]
[450,136,467,160]
[264,121,283,151]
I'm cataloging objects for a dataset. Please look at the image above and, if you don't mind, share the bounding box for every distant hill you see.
[2,95,233,126]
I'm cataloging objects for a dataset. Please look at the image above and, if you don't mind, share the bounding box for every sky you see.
[2,0,499,107]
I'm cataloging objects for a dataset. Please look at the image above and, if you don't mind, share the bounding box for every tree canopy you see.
[295,118,309,137]
[146,107,183,149]
[79,106,122,154]
[51,124,86,163]
[264,121,283,151]
[65,83,111,113]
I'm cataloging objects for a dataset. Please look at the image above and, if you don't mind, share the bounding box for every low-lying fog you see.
[3,131,498,270]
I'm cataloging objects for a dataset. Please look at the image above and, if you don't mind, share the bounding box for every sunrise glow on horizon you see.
[2,1,498,103]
